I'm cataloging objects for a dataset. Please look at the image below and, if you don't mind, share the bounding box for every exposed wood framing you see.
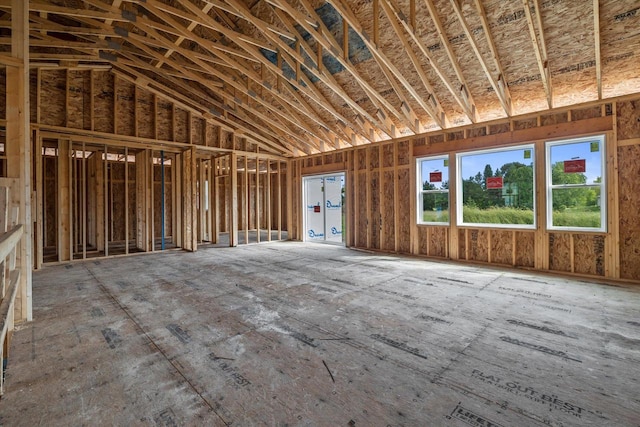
[523,0,552,108]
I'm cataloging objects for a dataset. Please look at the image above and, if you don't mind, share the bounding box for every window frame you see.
[545,135,607,233]
[456,144,537,230]
[416,154,450,225]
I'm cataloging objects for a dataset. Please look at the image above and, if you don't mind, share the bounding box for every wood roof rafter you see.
[126,19,322,153]
[449,0,512,116]
[422,0,478,123]
[523,0,552,108]
[382,0,476,124]
[268,0,404,136]
[470,0,513,117]
[377,0,448,128]
[594,0,602,99]
[136,0,362,146]
[323,0,424,133]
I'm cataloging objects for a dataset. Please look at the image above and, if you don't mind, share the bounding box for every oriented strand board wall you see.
[136,89,155,139]
[618,144,640,279]
[116,79,135,136]
[94,71,114,133]
[515,231,535,267]
[67,70,91,130]
[40,70,66,127]
[549,233,572,272]
[490,230,513,265]
[290,97,640,283]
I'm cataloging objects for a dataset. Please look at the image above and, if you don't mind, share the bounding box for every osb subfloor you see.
[2,242,639,426]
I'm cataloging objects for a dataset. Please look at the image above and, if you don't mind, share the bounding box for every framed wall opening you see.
[302,173,346,244]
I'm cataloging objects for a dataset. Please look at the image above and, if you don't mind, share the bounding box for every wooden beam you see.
[6,0,31,321]
[229,153,238,247]
[382,0,476,125]
[449,0,512,116]
[523,0,552,108]
[594,0,602,99]
[378,0,448,128]
[57,140,71,262]
[422,0,478,122]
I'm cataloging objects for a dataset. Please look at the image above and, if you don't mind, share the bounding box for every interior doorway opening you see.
[303,173,345,244]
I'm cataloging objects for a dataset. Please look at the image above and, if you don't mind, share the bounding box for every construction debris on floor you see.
[1,242,639,426]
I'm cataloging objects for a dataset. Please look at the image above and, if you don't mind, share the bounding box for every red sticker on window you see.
[314,205,321,213]
[429,172,442,182]
[563,159,586,173]
[486,177,503,189]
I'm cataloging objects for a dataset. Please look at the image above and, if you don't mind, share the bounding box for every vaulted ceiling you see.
[1,0,639,156]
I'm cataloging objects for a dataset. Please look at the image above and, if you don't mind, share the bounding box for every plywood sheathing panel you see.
[29,70,38,123]
[468,229,488,262]
[382,144,393,168]
[515,231,535,267]
[410,0,469,126]
[600,0,640,98]
[156,100,173,142]
[483,0,546,114]
[616,100,640,140]
[397,168,411,253]
[136,89,155,140]
[44,156,57,248]
[489,122,510,135]
[467,127,487,138]
[490,230,512,265]
[357,149,367,170]
[513,118,537,131]
[429,134,445,145]
[618,144,640,280]
[356,171,367,246]
[375,7,441,129]
[418,227,428,255]
[67,70,91,129]
[571,106,601,121]
[458,228,466,259]
[397,141,410,166]
[382,171,395,251]
[573,234,605,276]
[549,233,571,272]
[191,117,204,146]
[540,112,568,126]
[128,178,136,242]
[429,227,447,258]
[369,146,379,170]
[154,164,172,240]
[110,162,127,242]
[175,108,189,144]
[0,70,6,120]
[40,70,66,127]
[413,137,426,148]
[542,0,597,107]
[370,171,380,249]
[93,72,114,134]
[323,153,334,165]
[116,79,135,137]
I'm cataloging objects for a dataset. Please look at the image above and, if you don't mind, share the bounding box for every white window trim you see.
[545,135,606,233]
[416,155,450,225]
[456,144,536,230]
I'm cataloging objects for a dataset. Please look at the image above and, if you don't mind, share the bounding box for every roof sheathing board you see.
[543,0,597,107]
[483,0,547,115]
[411,0,471,126]
[600,0,640,98]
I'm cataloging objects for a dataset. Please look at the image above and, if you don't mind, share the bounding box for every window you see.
[457,145,535,228]
[417,156,449,224]
[546,135,606,232]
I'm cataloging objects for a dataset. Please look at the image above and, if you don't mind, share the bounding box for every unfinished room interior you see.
[0,0,639,425]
